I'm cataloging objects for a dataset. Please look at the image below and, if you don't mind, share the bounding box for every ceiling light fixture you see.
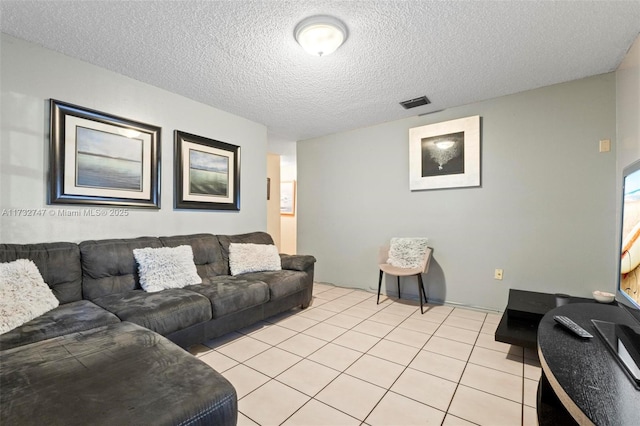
[294,15,348,56]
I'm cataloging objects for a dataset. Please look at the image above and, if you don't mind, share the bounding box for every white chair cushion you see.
[387,237,429,269]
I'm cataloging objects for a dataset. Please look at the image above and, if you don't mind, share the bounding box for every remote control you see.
[553,315,593,338]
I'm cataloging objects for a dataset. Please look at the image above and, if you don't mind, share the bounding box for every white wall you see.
[617,35,640,171]
[280,163,298,255]
[267,136,298,254]
[0,35,268,243]
[298,74,617,311]
[615,34,640,298]
[266,153,281,249]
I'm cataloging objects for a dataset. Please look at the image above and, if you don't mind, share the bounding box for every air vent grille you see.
[400,96,431,109]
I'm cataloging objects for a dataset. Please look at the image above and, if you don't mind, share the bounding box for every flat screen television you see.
[619,158,640,316]
[592,158,640,386]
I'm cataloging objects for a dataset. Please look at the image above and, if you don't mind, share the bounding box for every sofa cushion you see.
[0,259,60,335]
[80,237,162,300]
[0,322,237,426]
[238,270,309,300]
[133,245,202,292]
[92,289,212,336]
[229,243,281,276]
[159,233,228,277]
[0,242,82,303]
[0,300,120,350]
[187,276,269,318]
[218,232,275,275]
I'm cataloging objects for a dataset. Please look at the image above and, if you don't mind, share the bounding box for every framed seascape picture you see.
[49,99,161,208]
[409,115,481,191]
[280,180,296,215]
[174,130,240,210]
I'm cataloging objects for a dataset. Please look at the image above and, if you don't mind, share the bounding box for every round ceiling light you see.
[294,15,348,56]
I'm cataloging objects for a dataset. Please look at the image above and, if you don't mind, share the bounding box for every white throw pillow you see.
[229,243,281,276]
[133,245,202,293]
[0,259,59,334]
[387,237,429,269]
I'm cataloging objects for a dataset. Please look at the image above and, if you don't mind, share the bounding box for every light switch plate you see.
[599,139,611,153]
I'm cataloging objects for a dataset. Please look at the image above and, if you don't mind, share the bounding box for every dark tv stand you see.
[592,319,640,385]
[495,289,597,349]
[537,303,640,425]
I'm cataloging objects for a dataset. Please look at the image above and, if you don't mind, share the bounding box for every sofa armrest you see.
[280,254,316,271]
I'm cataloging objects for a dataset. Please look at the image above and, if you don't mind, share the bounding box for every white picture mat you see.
[409,115,480,190]
[63,115,152,200]
[181,140,235,203]
[280,180,295,215]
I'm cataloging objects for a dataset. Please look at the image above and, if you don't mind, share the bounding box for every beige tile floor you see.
[189,283,541,426]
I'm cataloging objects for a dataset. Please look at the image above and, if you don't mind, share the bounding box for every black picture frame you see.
[49,99,161,208]
[174,130,240,210]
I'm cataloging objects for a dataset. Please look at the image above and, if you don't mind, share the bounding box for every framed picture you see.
[409,115,481,191]
[174,130,240,210]
[280,180,296,215]
[267,178,271,200]
[49,99,161,208]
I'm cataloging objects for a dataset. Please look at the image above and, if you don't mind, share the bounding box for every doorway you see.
[266,152,297,254]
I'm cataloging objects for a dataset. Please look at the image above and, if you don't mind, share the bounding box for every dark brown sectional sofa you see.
[0,231,316,425]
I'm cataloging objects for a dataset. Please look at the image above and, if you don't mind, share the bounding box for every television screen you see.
[620,159,640,309]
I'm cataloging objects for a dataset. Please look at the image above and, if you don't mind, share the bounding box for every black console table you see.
[495,289,595,349]
[537,303,640,425]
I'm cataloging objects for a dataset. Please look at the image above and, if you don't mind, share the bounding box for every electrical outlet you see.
[494,269,504,280]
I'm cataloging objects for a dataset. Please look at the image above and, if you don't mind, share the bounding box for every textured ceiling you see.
[1,1,639,141]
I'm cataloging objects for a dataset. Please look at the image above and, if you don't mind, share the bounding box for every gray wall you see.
[298,74,617,311]
[617,35,640,175]
[0,35,268,243]
[615,35,640,301]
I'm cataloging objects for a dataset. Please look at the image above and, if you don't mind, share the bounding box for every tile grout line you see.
[348,299,527,422]
[221,284,359,425]
[291,291,405,419]
[522,351,526,426]
[439,308,488,425]
[440,311,532,425]
[276,292,426,424]
[204,285,534,426]
[235,289,386,424]
[234,298,438,421]
[359,302,459,424]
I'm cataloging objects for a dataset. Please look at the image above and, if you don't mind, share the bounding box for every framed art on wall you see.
[49,99,161,208]
[174,130,240,210]
[409,115,481,191]
[267,178,271,201]
[280,180,296,215]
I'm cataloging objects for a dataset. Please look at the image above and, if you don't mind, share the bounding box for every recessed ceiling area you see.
[1,1,639,141]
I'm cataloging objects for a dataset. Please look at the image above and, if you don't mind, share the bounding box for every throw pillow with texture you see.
[133,245,202,293]
[387,237,429,269]
[0,259,60,334]
[229,243,281,276]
